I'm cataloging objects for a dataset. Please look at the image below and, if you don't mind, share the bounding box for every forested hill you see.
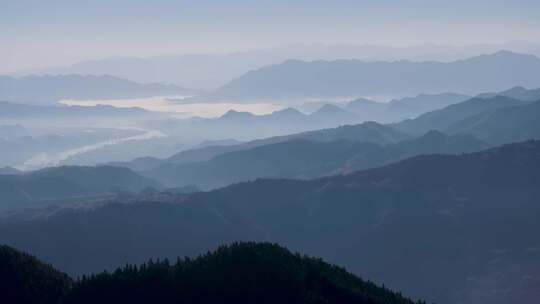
[0,245,72,304]
[1,242,421,304]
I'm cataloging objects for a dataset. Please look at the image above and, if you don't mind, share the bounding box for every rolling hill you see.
[0,166,160,210]
[146,130,487,189]
[111,122,409,175]
[393,95,529,135]
[476,85,540,101]
[448,100,540,144]
[166,121,409,164]
[1,243,419,304]
[345,93,470,123]
[114,120,408,172]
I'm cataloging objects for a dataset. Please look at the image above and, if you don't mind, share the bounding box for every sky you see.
[2,0,540,73]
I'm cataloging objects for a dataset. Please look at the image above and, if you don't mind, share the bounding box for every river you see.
[20,128,166,171]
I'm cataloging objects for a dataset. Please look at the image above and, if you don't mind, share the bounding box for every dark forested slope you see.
[0,245,72,304]
[1,243,420,304]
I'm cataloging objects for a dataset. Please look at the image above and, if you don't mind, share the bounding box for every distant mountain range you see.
[0,101,157,118]
[0,74,192,105]
[4,88,537,203]
[145,130,487,189]
[207,51,540,100]
[0,166,159,210]
[448,100,540,145]
[477,85,540,101]
[393,95,530,135]
[132,104,402,148]
[26,43,540,89]
[2,140,539,304]
[344,93,470,123]
[113,89,540,189]
[213,104,359,130]
[114,120,409,170]
[1,242,419,304]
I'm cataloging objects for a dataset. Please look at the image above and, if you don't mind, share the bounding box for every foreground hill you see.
[0,166,159,210]
[147,130,487,189]
[1,243,419,304]
[210,51,540,100]
[0,245,72,304]
[2,140,539,303]
[67,242,419,304]
[0,74,191,105]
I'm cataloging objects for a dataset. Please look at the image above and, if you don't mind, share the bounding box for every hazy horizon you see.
[3,0,540,74]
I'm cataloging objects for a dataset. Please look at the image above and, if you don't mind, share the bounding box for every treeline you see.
[0,245,72,304]
[1,242,426,304]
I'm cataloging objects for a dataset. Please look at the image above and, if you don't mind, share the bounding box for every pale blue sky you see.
[2,0,539,72]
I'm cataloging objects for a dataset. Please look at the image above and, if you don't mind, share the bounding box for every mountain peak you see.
[271,107,304,117]
[503,86,530,94]
[492,50,519,57]
[219,109,256,120]
[471,50,539,62]
[314,104,347,114]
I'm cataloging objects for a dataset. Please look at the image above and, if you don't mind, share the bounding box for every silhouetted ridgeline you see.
[477,85,540,101]
[393,95,528,135]
[1,242,421,304]
[116,91,540,182]
[447,99,540,145]
[0,101,156,118]
[145,130,487,189]
[111,120,408,173]
[345,93,470,123]
[209,51,540,100]
[0,245,72,304]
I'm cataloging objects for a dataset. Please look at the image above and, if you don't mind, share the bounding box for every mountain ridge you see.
[208,51,540,100]
[0,165,160,210]
[145,130,487,189]
[1,242,420,304]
